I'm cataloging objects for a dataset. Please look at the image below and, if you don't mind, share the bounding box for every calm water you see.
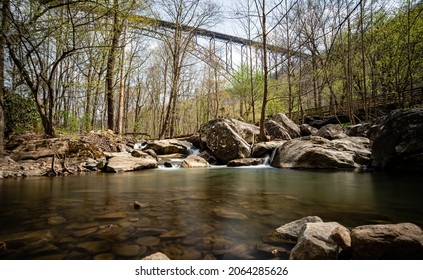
[0,167,422,260]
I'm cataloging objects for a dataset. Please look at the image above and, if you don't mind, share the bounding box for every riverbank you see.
[1,108,422,179]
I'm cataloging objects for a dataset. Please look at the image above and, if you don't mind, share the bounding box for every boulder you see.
[131,150,148,158]
[264,120,292,140]
[315,124,347,140]
[368,108,423,172]
[227,158,266,167]
[251,141,285,158]
[105,153,157,172]
[346,123,371,137]
[273,113,301,139]
[271,136,371,169]
[351,223,423,259]
[226,118,260,144]
[290,222,350,260]
[142,252,170,260]
[300,124,318,136]
[163,161,173,168]
[180,155,211,168]
[143,140,189,155]
[331,137,372,165]
[199,119,251,164]
[144,149,158,160]
[263,216,323,244]
[197,151,217,164]
[213,208,248,221]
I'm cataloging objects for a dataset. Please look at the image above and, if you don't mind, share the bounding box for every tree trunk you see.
[259,0,268,141]
[0,0,10,155]
[117,21,127,135]
[360,0,368,121]
[105,0,123,132]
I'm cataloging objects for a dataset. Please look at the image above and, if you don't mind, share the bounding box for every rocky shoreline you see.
[142,216,423,260]
[1,108,422,178]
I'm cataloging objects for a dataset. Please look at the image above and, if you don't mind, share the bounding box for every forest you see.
[0,0,422,151]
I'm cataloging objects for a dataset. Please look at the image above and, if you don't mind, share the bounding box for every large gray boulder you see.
[265,120,292,140]
[346,123,371,137]
[368,108,423,172]
[271,136,371,169]
[273,113,301,139]
[105,153,158,172]
[263,216,323,245]
[300,124,318,136]
[351,223,423,259]
[199,119,252,164]
[316,124,347,140]
[180,155,210,168]
[226,118,260,144]
[290,222,351,260]
[143,140,189,155]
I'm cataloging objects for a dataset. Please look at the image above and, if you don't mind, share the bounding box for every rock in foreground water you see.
[351,223,423,259]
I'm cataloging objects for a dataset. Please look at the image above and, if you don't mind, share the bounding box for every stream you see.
[1,166,422,260]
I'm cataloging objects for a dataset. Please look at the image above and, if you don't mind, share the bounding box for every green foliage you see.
[57,110,81,133]
[4,91,41,135]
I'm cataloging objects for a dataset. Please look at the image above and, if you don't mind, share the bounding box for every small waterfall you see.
[133,142,147,150]
[267,148,278,166]
[181,140,200,155]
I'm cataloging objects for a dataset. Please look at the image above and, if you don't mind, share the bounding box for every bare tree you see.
[157,0,220,139]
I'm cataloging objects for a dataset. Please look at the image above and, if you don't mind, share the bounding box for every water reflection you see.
[0,168,422,260]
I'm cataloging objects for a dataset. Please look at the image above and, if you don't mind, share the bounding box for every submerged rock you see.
[159,230,187,240]
[48,216,66,226]
[113,244,144,257]
[351,223,423,259]
[213,208,248,221]
[136,236,160,247]
[76,241,111,254]
[223,243,256,260]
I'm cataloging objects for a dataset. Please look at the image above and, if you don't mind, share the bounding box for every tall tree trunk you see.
[360,0,368,121]
[0,0,10,155]
[117,22,127,135]
[347,15,355,124]
[259,0,268,141]
[105,0,123,132]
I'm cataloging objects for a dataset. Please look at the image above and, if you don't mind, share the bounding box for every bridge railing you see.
[290,87,423,122]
